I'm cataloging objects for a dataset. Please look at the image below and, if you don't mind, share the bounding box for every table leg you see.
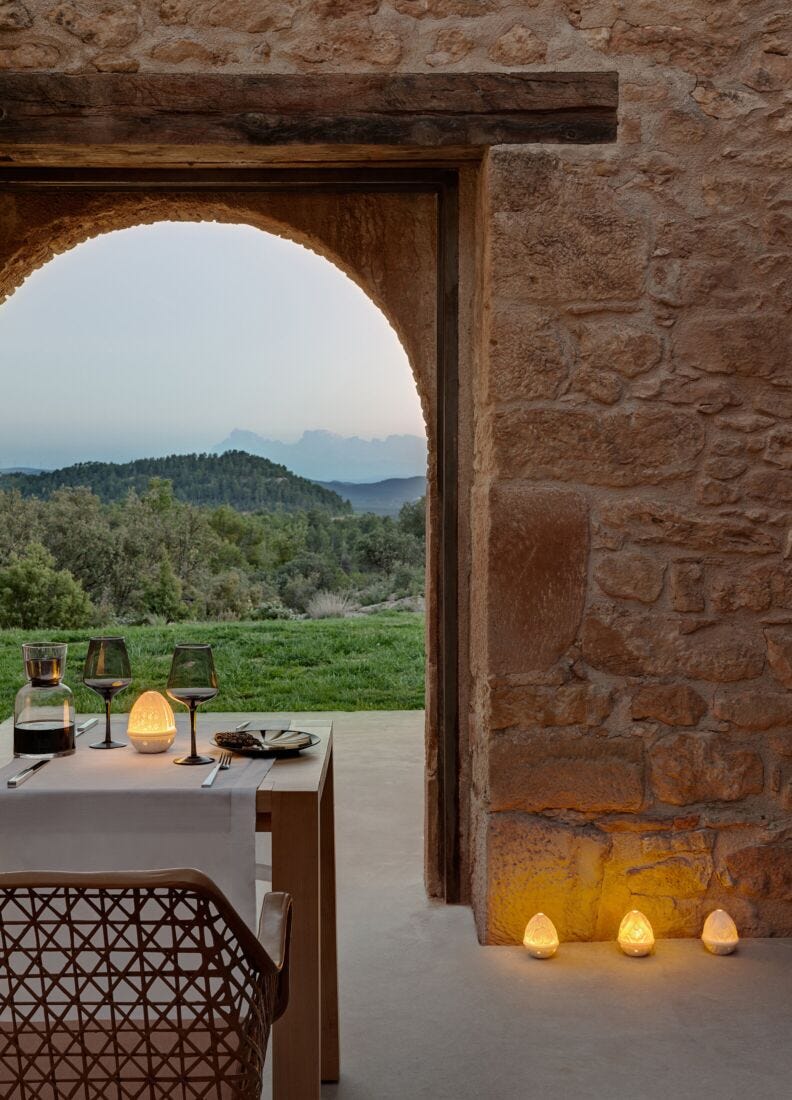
[272,789,321,1100]
[321,755,340,1082]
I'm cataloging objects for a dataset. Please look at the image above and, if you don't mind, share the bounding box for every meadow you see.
[0,614,425,720]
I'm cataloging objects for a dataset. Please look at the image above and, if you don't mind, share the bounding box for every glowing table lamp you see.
[701,910,739,955]
[523,913,559,959]
[618,910,655,957]
[127,691,177,754]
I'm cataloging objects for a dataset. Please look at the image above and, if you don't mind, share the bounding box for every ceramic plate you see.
[212,728,321,758]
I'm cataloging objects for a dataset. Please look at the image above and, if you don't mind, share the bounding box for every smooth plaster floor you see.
[261,712,792,1100]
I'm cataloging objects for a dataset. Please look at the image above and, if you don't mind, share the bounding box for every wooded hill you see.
[0,451,350,514]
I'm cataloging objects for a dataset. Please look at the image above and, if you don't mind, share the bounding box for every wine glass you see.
[83,637,132,750]
[166,644,218,766]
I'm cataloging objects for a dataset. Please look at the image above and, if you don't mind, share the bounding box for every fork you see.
[201,751,232,789]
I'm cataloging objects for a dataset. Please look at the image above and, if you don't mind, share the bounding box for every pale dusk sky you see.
[0,221,423,470]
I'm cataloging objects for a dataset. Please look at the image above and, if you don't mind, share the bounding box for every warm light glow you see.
[522,913,559,959]
[702,909,739,955]
[618,910,655,957]
[127,691,177,754]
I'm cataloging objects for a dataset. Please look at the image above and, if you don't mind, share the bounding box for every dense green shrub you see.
[0,543,94,629]
[0,483,426,623]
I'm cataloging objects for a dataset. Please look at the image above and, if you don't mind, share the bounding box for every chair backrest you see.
[0,869,290,1100]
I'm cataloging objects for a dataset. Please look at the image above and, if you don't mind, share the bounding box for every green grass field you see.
[0,614,425,720]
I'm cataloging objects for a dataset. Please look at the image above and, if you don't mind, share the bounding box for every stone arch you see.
[0,180,452,899]
[0,189,437,440]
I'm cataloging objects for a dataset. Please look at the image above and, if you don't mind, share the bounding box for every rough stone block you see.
[601,498,781,555]
[725,841,792,899]
[483,814,609,943]
[594,551,666,603]
[489,731,644,813]
[485,304,571,403]
[713,690,792,730]
[670,560,705,612]
[488,153,648,303]
[486,483,588,675]
[597,830,715,937]
[649,733,763,806]
[766,630,792,689]
[674,312,790,382]
[492,407,704,487]
[581,608,766,682]
[710,566,772,612]
[578,320,662,378]
[488,682,612,730]
[745,469,792,504]
[630,683,707,726]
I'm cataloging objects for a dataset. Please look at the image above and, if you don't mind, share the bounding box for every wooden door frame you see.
[0,165,463,900]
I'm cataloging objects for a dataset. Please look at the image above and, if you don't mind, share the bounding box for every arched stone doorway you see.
[0,172,470,903]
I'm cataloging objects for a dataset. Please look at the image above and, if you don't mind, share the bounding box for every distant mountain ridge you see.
[0,451,350,514]
[215,429,427,482]
[317,476,426,517]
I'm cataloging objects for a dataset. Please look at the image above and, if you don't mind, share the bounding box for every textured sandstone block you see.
[601,498,781,554]
[710,566,772,613]
[489,732,644,813]
[0,0,31,31]
[0,42,60,66]
[582,608,766,682]
[571,366,622,405]
[674,312,790,382]
[488,682,612,729]
[578,320,662,378]
[485,305,571,403]
[713,689,792,730]
[47,1,141,48]
[487,24,546,65]
[650,733,763,806]
[492,208,647,303]
[486,484,588,675]
[745,469,792,504]
[670,560,705,612]
[725,841,792,899]
[766,631,792,689]
[425,27,473,66]
[484,814,609,943]
[630,683,707,726]
[772,567,792,609]
[608,19,740,77]
[487,151,648,303]
[594,551,666,603]
[597,830,715,937]
[492,407,704,486]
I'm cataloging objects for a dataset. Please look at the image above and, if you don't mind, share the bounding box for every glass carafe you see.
[14,643,75,759]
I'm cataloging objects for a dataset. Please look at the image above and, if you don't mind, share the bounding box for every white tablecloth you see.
[0,718,274,929]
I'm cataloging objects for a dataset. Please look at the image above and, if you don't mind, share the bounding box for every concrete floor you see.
[263,712,792,1100]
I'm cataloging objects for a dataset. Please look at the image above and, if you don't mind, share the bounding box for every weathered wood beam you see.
[0,72,618,152]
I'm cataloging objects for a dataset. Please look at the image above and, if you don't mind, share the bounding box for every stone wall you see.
[2,0,790,939]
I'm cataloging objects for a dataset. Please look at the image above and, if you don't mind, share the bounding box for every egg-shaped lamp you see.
[618,910,655,957]
[127,691,177,754]
[523,913,559,959]
[701,909,739,955]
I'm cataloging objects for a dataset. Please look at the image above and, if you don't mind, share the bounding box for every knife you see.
[76,718,99,737]
[7,758,51,788]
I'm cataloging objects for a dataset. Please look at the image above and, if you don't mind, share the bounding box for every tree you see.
[143,558,187,623]
[0,543,93,629]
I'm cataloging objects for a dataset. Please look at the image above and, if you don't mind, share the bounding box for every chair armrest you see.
[257,891,292,1021]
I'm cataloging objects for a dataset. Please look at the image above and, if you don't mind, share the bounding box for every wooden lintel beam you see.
[0,72,618,152]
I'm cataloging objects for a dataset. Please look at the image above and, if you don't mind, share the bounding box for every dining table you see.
[0,711,339,1100]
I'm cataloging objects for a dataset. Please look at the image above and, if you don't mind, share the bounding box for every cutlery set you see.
[6,718,248,789]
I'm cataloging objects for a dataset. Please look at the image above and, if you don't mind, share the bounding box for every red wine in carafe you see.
[14,721,76,758]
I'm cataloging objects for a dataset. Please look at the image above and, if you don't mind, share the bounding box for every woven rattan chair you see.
[0,869,292,1099]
